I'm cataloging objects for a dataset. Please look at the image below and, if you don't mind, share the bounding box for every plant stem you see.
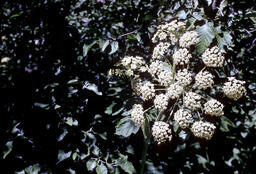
[139,137,150,174]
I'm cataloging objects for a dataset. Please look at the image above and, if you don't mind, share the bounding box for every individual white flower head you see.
[154,94,169,112]
[179,31,199,48]
[152,121,172,144]
[157,69,173,87]
[183,92,202,111]
[223,77,246,100]
[140,82,156,100]
[152,42,171,59]
[202,46,225,67]
[125,69,134,77]
[191,121,216,140]
[173,48,192,65]
[121,56,143,70]
[148,60,163,77]
[174,109,194,129]
[195,71,214,90]
[175,69,193,87]
[131,104,145,126]
[132,77,143,96]
[204,99,224,116]
[166,82,183,99]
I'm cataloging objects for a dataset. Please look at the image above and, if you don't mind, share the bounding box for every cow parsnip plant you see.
[110,19,246,174]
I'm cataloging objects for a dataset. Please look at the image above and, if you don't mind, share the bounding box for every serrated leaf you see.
[109,41,119,55]
[116,153,136,174]
[217,32,233,49]
[115,117,140,137]
[96,163,108,174]
[196,22,215,54]
[86,160,97,171]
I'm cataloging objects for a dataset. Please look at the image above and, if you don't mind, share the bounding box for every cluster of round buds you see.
[179,31,199,48]
[121,56,143,70]
[191,121,216,140]
[154,94,169,112]
[183,92,202,110]
[157,70,173,87]
[132,77,143,96]
[140,82,156,100]
[152,20,186,43]
[175,69,193,87]
[202,46,225,67]
[204,99,224,116]
[152,42,171,59]
[152,121,172,144]
[167,83,183,99]
[148,60,163,77]
[173,48,192,65]
[174,109,194,129]
[223,77,246,100]
[131,104,145,126]
[195,71,214,90]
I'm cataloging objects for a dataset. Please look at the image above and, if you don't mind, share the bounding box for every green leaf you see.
[84,81,102,95]
[116,153,136,174]
[86,160,97,171]
[99,39,110,52]
[220,116,236,132]
[196,22,215,54]
[3,141,13,159]
[10,13,21,18]
[115,117,140,137]
[109,41,119,55]
[34,103,49,109]
[216,32,233,49]
[83,41,97,57]
[96,163,108,174]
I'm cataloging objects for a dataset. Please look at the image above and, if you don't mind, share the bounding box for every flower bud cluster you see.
[183,92,201,110]
[179,31,199,48]
[121,56,144,76]
[175,69,192,87]
[131,104,145,126]
[195,71,214,90]
[174,109,194,129]
[157,70,173,87]
[173,48,192,65]
[140,82,155,100]
[204,99,224,116]
[167,83,183,99]
[152,42,171,59]
[202,46,225,67]
[154,94,169,111]
[223,77,246,100]
[148,60,163,77]
[152,121,172,144]
[191,121,216,140]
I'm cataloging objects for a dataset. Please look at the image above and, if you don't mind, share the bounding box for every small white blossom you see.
[204,99,224,116]
[174,109,194,129]
[131,104,145,126]
[191,121,216,140]
[166,83,183,99]
[154,94,169,111]
[121,56,144,70]
[140,82,155,100]
[175,69,193,87]
[173,48,192,65]
[195,71,214,90]
[202,46,225,67]
[223,77,246,100]
[148,60,163,77]
[179,31,199,48]
[183,92,202,111]
[157,70,173,87]
[152,42,171,59]
[152,121,172,144]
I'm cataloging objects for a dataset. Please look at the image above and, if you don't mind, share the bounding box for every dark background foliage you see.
[0,0,255,173]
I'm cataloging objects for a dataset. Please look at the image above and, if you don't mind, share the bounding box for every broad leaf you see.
[109,41,119,55]
[86,160,97,171]
[115,117,140,137]
[116,153,136,174]
[96,163,108,174]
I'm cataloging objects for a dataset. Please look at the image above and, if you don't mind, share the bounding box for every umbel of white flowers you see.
[113,19,246,144]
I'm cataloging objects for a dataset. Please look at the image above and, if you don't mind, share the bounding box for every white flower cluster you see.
[167,83,183,99]
[121,56,144,76]
[191,121,216,140]
[173,48,192,65]
[183,92,201,111]
[152,121,172,144]
[175,69,192,87]
[202,46,225,67]
[179,31,199,48]
[152,42,171,59]
[148,60,163,77]
[140,82,156,100]
[223,77,246,100]
[204,99,224,116]
[131,104,145,126]
[152,20,186,43]
[154,94,169,111]
[195,71,214,90]
[174,109,194,129]
[157,70,173,87]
